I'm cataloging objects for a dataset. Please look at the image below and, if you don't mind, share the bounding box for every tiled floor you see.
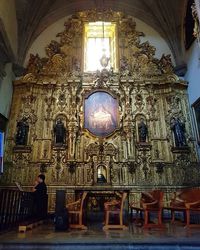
[1,220,200,245]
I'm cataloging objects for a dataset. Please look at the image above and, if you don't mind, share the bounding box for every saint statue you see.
[53,119,66,145]
[170,117,187,147]
[138,118,148,143]
[15,118,29,145]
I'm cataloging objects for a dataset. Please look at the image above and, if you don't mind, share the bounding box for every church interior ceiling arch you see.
[16,0,187,68]
[1,9,199,212]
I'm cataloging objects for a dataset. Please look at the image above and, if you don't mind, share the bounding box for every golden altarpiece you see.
[1,11,200,212]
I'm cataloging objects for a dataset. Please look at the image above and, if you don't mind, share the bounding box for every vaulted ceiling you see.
[16,0,187,67]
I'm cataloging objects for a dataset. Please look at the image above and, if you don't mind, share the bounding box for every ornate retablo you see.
[1,10,199,212]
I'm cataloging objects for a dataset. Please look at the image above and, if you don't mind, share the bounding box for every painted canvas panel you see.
[84,91,118,137]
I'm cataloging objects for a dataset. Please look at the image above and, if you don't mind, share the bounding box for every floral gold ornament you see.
[1,10,199,212]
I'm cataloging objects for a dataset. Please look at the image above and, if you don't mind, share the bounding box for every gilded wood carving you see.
[1,10,199,211]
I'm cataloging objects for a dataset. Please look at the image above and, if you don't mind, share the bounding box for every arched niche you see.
[135,114,148,144]
[95,164,111,185]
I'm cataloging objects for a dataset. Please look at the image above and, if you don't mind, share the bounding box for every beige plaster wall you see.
[0,63,14,118]
[0,0,17,58]
[24,16,175,66]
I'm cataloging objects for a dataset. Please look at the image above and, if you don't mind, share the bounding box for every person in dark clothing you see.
[32,174,48,218]
[33,174,47,195]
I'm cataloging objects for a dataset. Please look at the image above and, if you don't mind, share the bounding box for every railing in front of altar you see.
[0,189,33,231]
[0,189,47,231]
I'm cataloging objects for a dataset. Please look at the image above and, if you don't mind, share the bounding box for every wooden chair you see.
[166,191,186,224]
[103,192,127,230]
[66,191,87,230]
[168,188,200,227]
[141,190,164,229]
[131,190,164,229]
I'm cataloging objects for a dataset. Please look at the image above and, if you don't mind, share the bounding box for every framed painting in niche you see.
[84,91,119,137]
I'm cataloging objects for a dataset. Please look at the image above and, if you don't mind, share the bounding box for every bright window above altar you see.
[84,22,117,72]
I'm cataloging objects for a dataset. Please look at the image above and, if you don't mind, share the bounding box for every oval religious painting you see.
[84,91,119,137]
